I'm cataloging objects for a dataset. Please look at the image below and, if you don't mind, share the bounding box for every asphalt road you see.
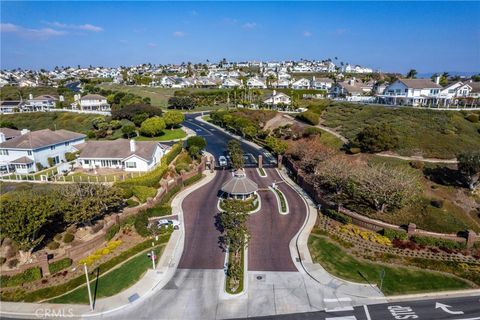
[245,168,306,271]
[246,295,480,320]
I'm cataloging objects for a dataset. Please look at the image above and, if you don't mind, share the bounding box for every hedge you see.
[411,235,465,249]
[183,173,203,187]
[381,228,408,241]
[48,258,72,274]
[159,184,182,206]
[324,209,352,224]
[2,235,171,302]
[63,233,74,243]
[296,111,320,125]
[105,224,120,241]
[0,266,42,287]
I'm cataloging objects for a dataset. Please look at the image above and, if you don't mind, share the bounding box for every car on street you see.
[157,219,180,229]
[218,156,227,167]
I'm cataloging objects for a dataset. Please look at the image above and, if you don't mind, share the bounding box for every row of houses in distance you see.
[0,94,110,114]
[0,127,168,174]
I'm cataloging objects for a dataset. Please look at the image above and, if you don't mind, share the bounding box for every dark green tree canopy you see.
[356,124,399,153]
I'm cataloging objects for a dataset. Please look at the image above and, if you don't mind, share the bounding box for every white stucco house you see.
[379,79,442,106]
[246,77,267,89]
[72,94,111,111]
[0,129,86,174]
[0,101,24,114]
[291,78,311,90]
[221,77,243,88]
[263,90,291,106]
[77,139,169,172]
[23,95,58,112]
[311,77,334,90]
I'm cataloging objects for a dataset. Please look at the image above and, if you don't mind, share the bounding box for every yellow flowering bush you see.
[339,224,392,246]
[79,240,123,266]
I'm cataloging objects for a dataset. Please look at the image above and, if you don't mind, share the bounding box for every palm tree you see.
[406,69,417,79]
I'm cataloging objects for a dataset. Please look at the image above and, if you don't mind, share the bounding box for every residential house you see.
[263,90,291,106]
[311,77,334,90]
[0,128,21,141]
[221,78,243,88]
[246,77,267,89]
[0,101,23,114]
[73,94,111,111]
[379,79,442,106]
[78,139,168,172]
[271,78,290,89]
[23,94,58,112]
[0,129,86,174]
[291,78,311,90]
[331,78,374,102]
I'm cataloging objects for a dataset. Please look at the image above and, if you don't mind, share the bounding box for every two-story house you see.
[72,94,111,111]
[291,78,311,90]
[263,90,291,106]
[0,129,86,174]
[246,77,267,89]
[23,94,57,112]
[379,79,442,106]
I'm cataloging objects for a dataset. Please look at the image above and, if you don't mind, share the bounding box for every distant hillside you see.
[1,112,101,133]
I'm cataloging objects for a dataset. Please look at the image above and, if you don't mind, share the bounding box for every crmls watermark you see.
[34,307,74,318]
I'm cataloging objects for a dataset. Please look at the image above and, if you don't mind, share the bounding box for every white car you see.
[157,219,180,229]
[218,156,228,167]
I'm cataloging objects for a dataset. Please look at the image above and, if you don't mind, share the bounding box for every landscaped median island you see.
[225,246,245,295]
[257,167,267,177]
[271,187,288,214]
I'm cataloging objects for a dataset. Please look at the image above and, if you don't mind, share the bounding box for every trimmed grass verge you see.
[272,187,288,213]
[49,246,164,304]
[135,128,186,141]
[257,167,267,177]
[308,235,472,295]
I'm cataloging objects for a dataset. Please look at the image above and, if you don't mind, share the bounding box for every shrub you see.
[63,233,74,243]
[0,266,42,287]
[126,199,139,207]
[134,211,150,237]
[324,209,352,224]
[105,224,120,241]
[356,124,399,153]
[36,163,44,171]
[7,259,18,268]
[160,184,181,205]
[47,157,55,167]
[183,173,203,187]
[382,228,408,241]
[296,111,320,125]
[131,185,157,203]
[349,147,361,154]
[47,241,60,250]
[430,199,444,208]
[302,127,322,138]
[145,205,172,217]
[0,257,6,265]
[409,161,425,170]
[48,258,72,274]
[4,245,17,258]
[411,235,465,250]
[175,162,190,173]
[90,222,104,234]
[465,114,479,123]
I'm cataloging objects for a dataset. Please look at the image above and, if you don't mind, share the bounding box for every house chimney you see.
[130,139,136,152]
[435,76,441,85]
[0,133,5,143]
[273,90,277,95]
[29,93,33,100]
[21,129,30,135]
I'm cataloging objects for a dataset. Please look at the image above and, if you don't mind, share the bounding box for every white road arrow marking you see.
[435,302,464,315]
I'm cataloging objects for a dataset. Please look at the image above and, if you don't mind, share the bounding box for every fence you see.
[283,157,478,248]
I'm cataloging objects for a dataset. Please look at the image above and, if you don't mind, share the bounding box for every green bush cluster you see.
[130,185,157,203]
[296,111,320,125]
[134,204,174,237]
[183,174,203,187]
[0,267,42,287]
[63,233,74,243]
[324,209,352,224]
[382,228,408,241]
[126,199,139,207]
[48,258,72,274]
[411,235,465,249]
[47,241,60,250]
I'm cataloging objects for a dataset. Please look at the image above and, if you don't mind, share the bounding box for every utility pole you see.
[84,263,94,310]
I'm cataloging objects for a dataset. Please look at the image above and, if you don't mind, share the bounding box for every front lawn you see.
[49,246,164,304]
[135,128,186,141]
[308,235,472,295]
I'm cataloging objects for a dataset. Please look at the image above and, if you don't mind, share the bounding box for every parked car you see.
[218,156,227,167]
[157,219,180,230]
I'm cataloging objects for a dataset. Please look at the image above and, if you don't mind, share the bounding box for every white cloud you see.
[243,22,257,29]
[173,31,186,37]
[1,23,66,39]
[45,21,104,32]
[303,31,313,37]
[147,42,157,47]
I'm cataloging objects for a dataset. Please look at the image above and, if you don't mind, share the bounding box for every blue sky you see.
[1,1,479,73]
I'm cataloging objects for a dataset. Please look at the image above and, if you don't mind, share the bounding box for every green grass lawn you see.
[317,128,344,150]
[308,235,472,295]
[273,188,287,213]
[49,246,164,304]
[135,128,186,141]
[1,112,100,134]
[320,104,480,159]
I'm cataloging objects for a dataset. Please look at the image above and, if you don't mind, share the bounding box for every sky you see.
[1,1,479,73]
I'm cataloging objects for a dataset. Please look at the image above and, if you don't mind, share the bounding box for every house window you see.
[125,161,137,168]
[50,145,56,150]
[0,149,8,155]
[27,150,32,155]
[84,160,90,165]
[65,142,70,146]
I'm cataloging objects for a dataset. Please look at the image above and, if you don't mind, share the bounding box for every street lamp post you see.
[83,263,94,310]
[151,249,156,270]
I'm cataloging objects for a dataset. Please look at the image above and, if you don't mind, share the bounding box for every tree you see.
[0,190,60,251]
[406,69,417,79]
[111,104,162,121]
[58,184,123,225]
[217,199,250,256]
[109,120,122,130]
[265,136,288,155]
[227,140,244,170]
[121,123,136,138]
[163,110,185,129]
[243,126,257,139]
[167,96,196,109]
[186,136,207,158]
[356,124,399,153]
[140,116,166,137]
[132,112,149,127]
[91,116,107,130]
[457,151,480,191]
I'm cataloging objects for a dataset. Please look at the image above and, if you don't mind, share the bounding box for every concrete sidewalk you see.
[0,169,217,320]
